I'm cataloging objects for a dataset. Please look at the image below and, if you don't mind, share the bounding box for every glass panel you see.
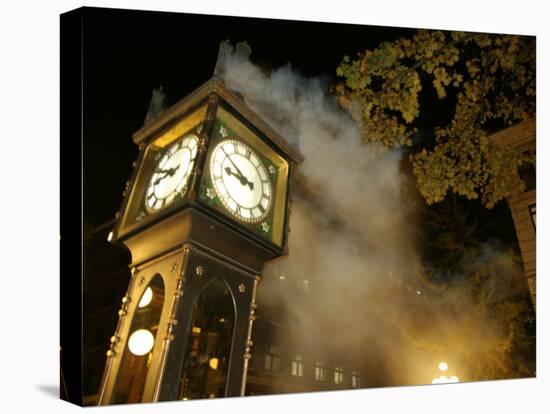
[334,366,344,384]
[111,275,165,404]
[272,356,281,372]
[518,150,536,192]
[264,354,272,371]
[264,343,281,372]
[198,105,289,247]
[117,104,207,236]
[315,361,326,381]
[352,371,361,388]
[178,279,235,400]
[291,354,303,377]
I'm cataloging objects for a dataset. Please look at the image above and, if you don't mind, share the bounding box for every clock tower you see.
[97,76,302,404]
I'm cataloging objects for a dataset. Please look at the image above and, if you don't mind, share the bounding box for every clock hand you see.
[156,166,179,175]
[221,147,248,179]
[153,165,180,185]
[221,147,255,190]
[224,166,246,185]
[166,165,180,175]
[224,167,254,190]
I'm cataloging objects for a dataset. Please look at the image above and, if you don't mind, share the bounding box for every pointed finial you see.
[213,40,234,80]
[144,85,166,125]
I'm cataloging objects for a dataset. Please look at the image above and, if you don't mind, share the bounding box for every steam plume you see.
[218,42,532,388]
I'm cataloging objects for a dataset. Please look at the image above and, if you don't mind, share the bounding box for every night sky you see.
[82,7,417,227]
[82,6,517,247]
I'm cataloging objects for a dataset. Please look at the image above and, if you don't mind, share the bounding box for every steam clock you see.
[97,77,302,404]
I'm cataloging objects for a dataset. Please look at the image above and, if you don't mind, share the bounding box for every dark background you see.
[79,7,527,400]
[80,8,421,399]
[83,7,518,245]
[83,7,417,227]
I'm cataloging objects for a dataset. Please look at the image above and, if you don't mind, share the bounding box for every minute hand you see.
[153,166,179,185]
[221,147,247,179]
[225,167,254,190]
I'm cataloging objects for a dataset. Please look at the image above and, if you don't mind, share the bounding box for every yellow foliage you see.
[336,30,535,208]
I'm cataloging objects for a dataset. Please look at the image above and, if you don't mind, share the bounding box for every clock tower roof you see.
[132,77,303,165]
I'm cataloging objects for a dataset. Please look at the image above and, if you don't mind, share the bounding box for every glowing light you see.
[209,357,219,370]
[192,326,201,335]
[279,274,286,281]
[128,329,155,356]
[107,231,113,242]
[432,375,459,384]
[432,361,459,384]
[138,287,153,308]
[416,290,421,295]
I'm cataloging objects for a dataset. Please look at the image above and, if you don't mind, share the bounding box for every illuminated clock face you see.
[209,139,273,223]
[145,134,199,212]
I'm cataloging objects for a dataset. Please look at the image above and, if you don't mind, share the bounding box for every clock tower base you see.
[98,210,267,404]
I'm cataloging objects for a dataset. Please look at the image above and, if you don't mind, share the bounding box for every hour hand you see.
[163,166,180,176]
[154,166,179,185]
[224,167,254,190]
[224,166,244,183]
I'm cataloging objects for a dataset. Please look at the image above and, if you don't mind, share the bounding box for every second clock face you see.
[145,134,199,213]
[209,139,273,223]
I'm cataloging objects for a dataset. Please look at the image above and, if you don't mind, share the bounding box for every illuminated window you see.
[264,344,281,372]
[291,354,304,377]
[529,204,536,230]
[177,279,235,400]
[518,150,536,192]
[112,275,165,404]
[334,366,344,384]
[351,371,361,388]
[314,361,326,382]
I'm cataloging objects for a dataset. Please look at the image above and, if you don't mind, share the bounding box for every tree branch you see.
[374,32,482,88]
[478,49,490,129]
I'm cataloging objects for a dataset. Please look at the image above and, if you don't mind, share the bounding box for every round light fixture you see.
[209,357,219,370]
[128,329,155,356]
[138,287,153,308]
[438,361,448,372]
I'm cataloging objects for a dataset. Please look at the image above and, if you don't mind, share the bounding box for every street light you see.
[432,361,459,384]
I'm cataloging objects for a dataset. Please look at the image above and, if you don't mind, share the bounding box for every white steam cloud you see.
[217,42,531,388]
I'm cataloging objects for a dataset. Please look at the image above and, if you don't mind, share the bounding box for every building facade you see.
[490,118,536,309]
